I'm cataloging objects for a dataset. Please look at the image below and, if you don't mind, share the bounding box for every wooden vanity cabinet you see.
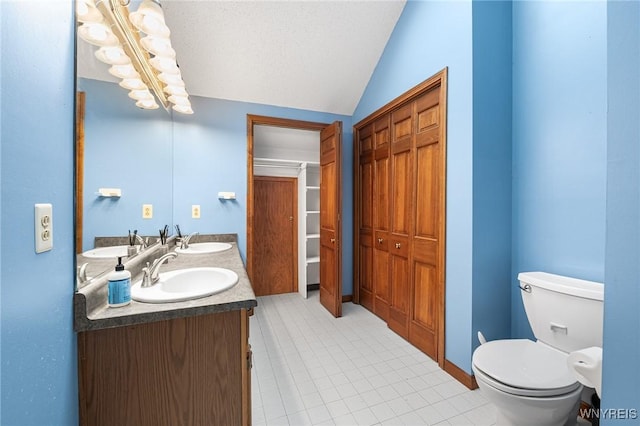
[77,309,252,426]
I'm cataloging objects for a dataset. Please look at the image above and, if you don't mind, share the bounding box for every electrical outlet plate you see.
[142,204,153,219]
[35,203,53,253]
[192,205,201,219]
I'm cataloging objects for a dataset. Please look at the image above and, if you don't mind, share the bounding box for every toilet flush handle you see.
[519,283,532,293]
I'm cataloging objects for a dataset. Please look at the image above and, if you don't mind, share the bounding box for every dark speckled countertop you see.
[74,234,257,332]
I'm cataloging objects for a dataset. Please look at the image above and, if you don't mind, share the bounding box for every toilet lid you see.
[472,339,579,394]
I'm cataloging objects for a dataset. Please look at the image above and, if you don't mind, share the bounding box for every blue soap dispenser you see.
[108,256,131,307]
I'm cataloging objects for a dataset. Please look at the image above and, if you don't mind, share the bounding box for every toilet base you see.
[475,371,582,426]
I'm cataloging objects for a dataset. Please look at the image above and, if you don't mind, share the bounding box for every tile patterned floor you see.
[249,291,496,425]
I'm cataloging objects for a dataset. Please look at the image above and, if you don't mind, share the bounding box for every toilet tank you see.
[518,272,604,353]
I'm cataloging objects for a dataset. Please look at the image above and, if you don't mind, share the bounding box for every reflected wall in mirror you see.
[76,78,174,285]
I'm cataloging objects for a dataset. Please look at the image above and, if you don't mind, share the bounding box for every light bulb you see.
[158,72,185,87]
[129,1,170,38]
[119,78,147,91]
[150,57,180,74]
[136,99,159,110]
[76,0,103,23]
[163,85,187,96]
[128,89,154,101]
[141,35,175,59]
[168,95,190,107]
[95,46,131,65]
[173,104,194,114]
[109,64,140,79]
[78,22,119,47]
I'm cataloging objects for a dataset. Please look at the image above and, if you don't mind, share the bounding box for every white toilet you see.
[472,272,604,426]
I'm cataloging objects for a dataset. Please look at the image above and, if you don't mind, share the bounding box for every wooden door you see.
[319,121,343,317]
[252,176,297,296]
[388,103,413,339]
[409,85,444,359]
[357,124,374,312]
[372,115,391,321]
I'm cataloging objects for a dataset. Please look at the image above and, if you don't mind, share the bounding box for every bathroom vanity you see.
[74,236,257,426]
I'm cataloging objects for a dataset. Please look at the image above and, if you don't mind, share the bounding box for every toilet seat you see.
[473,339,581,398]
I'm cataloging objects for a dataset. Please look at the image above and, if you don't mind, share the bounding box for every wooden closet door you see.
[388,103,413,339]
[253,177,297,296]
[409,85,444,360]
[319,121,343,318]
[357,124,375,312]
[372,115,391,321]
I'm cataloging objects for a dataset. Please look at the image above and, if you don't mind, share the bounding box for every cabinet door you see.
[409,85,444,360]
[372,115,391,321]
[78,312,244,426]
[357,124,375,311]
[388,103,413,339]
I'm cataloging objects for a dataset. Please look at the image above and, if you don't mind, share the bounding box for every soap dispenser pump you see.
[108,256,131,307]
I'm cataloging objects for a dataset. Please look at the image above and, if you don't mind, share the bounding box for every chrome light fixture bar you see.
[77,0,193,114]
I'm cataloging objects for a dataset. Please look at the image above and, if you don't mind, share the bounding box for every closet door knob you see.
[377,238,383,244]
[395,243,401,249]
[330,238,336,243]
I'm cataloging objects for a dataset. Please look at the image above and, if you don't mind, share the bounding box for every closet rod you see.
[254,163,302,170]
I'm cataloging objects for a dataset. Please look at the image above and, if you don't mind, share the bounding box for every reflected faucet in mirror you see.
[178,232,199,250]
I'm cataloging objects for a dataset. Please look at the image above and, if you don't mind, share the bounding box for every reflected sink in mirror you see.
[82,245,132,259]
[174,242,232,255]
[130,267,239,303]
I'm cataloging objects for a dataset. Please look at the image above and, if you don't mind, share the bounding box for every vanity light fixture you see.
[77,0,193,114]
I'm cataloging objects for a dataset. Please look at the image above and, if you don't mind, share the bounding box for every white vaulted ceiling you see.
[78,0,406,115]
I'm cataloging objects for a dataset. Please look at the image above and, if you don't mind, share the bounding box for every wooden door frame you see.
[352,69,448,368]
[246,115,329,286]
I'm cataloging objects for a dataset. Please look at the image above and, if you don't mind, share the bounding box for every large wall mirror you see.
[75,23,175,287]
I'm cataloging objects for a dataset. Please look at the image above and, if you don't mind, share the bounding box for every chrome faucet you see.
[141,252,178,287]
[77,262,89,285]
[179,232,199,249]
[134,233,149,249]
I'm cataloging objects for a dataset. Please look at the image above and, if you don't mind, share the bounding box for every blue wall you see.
[511,0,607,339]
[602,1,640,422]
[471,0,512,348]
[80,78,173,252]
[1,2,77,425]
[353,0,475,373]
[172,96,353,294]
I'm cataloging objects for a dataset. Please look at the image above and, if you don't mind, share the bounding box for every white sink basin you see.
[130,267,239,303]
[175,242,232,254]
[82,245,131,259]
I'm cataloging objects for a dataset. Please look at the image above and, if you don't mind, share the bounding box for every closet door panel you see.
[358,125,374,311]
[372,116,391,320]
[409,85,443,361]
[388,104,413,338]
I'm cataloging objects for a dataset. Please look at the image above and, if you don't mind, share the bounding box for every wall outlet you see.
[192,205,201,219]
[35,203,53,253]
[142,204,153,219]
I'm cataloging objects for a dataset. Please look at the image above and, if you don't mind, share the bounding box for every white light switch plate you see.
[35,203,53,253]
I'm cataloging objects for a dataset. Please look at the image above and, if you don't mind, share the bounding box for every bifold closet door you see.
[372,115,391,321]
[357,124,375,312]
[388,103,413,339]
[408,85,444,360]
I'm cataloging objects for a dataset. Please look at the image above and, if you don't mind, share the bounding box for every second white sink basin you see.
[130,267,239,303]
[82,245,131,259]
[175,242,232,254]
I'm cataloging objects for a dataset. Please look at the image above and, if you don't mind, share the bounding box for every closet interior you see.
[253,125,320,298]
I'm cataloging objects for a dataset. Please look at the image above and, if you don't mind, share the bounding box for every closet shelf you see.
[306,186,320,191]
[306,234,320,239]
[306,210,320,215]
[306,256,320,264]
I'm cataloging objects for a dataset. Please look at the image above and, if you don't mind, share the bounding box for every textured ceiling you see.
[78,0,406,115]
